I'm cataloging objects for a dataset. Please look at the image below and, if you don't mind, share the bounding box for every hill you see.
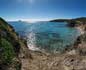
[73,17,86,22]
[50,17,86,22]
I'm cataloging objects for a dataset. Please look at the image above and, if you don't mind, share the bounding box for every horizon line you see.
[4,16,86,22]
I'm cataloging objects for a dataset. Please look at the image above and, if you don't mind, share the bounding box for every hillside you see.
[0,17,31,70]
[50,19,70,22]
[50,17,86,27]
[73,17,86,22]
[50,17,86,22]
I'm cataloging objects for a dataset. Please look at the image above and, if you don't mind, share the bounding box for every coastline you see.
[26,22,86,70]
[18,21,86,70]
[76,25,85,35]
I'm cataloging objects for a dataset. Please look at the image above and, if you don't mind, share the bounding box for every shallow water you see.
[8,21,80,53]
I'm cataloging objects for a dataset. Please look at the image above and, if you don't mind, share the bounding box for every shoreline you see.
[76,26,85,35]
[17,21,86,70]
[26,24,85,54]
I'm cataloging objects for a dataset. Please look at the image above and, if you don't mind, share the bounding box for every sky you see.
[0,0,86,21]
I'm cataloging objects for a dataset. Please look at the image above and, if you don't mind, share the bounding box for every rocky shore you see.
[21,20,86,70]
[25,19,86,70]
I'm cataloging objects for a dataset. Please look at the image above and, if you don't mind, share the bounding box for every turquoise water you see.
[8,21,80,53]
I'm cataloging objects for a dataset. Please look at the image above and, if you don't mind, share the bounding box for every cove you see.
[8,21,80,53]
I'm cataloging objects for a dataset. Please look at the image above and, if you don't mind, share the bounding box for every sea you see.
[8,21,80,53]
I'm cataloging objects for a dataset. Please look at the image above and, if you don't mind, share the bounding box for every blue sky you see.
[0,0,86,21]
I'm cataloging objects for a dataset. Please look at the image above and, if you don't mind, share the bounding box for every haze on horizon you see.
[0,0,86,21]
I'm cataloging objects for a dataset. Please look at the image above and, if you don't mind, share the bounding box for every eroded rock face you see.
[62,55,86,70]
[59,25,86,70]
[74,33,86,55]
[23,50,86,70]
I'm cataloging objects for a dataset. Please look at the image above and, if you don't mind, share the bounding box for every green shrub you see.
[0,38,15,64]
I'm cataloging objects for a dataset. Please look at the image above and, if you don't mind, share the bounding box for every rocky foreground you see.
[23,18,86,70]
[0,17,86,70]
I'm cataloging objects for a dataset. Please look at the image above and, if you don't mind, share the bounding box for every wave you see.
[27,32,40,51]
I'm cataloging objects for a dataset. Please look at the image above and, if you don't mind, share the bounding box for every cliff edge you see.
[0,18,31,70]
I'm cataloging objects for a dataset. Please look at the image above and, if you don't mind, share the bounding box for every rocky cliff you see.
[0,17,31,70]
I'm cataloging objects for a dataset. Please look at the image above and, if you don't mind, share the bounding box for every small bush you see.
[0,38,15,64]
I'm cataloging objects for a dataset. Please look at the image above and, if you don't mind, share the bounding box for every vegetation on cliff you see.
[0,17,29,70]
[50,17,86,22]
